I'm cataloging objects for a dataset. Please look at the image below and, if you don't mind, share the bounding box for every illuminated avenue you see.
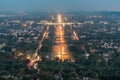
[37,14,80,61]
[52,14,73,61]
[25,14,79,70]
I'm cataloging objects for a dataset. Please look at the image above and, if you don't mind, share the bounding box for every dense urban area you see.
[0,11,120,80]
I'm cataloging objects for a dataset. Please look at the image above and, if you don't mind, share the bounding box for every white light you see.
[58,14,62,23]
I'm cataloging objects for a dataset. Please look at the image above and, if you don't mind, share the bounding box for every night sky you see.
[0,0,120,12]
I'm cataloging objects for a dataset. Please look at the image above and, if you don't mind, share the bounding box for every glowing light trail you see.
[72,30,79,40]
[52,14,73,61]
[27,26,49,70]
[27,53,41,69]
[35,26,49,53]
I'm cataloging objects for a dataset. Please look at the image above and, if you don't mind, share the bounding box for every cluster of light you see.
[61,47,64,55]
[52,14,73,61]
[58,14,62,23]
[38,13,81,26]
[26,26,49,70]
[25,54,31,60]
[59,26,64,42]
[27,53,41,69]
[58,54,61,58]
[13,50,41,70]
[72,31,79,40]
[27,26,49,70]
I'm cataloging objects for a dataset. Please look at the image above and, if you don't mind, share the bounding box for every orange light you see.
[52,14,73,61]
[27,53,41,69]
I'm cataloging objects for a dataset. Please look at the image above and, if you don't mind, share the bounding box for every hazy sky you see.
[0,0,120,12]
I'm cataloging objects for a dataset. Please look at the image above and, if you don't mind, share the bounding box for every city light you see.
[52,14,73,61]
[27,53,41,69]
[35,26,49,53]
[1,1,119,79]
[58,14,62,23]
[72,30,79,40]
[27,26,49,70]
